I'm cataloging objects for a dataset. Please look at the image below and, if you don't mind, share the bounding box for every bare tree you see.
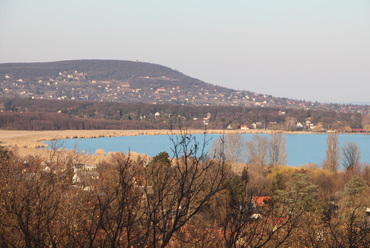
[94,153,146,247]
[284,117,297,131]
[140,130,229,247]
[246,135,269,167]
[268,132,287,166]
[342,142,361,171]
[0,160,63,248]
[212,133,244,163]
[65,130,230,248]
[46,139,65,165]
[322,132,340,172]
[246,133,287,168]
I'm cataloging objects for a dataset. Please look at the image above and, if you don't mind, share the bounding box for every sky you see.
[1,0,370,104]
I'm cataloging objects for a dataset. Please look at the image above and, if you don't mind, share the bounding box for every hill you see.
[0,60,368,114]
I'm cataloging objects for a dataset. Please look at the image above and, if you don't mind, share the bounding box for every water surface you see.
[43,133,370,167]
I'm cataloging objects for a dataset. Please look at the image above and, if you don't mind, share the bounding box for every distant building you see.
[156,88,166,93]
[241,125,249,130]
[296,122,303,130]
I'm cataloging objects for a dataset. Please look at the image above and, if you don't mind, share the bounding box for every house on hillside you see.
[155,88,166,93]
[296,122,304,130]
[250,196,272,219]
[251,122,264,129]
[252,196,271,209]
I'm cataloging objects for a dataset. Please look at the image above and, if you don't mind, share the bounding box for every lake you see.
[43,133,370,167]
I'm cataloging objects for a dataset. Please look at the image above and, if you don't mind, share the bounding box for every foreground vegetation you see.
[0,131,369,247]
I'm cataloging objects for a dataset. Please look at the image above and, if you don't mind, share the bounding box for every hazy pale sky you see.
[1,0,369,103]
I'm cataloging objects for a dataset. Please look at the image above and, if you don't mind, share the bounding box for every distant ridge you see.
[349,102,370,106]
[0,60,368,114]
[0,59,205,85]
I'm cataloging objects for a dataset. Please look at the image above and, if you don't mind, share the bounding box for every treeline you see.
[0,98,363,130]
[0,133,369,247]
[0,60,175,80]
[0,112,168,130]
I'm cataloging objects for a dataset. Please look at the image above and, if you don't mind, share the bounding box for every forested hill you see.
[0,59,225,93]
[0,60,204,86]
[0,60,368,114]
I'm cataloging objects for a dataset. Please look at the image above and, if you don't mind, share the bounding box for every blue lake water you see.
[43,133,370,167]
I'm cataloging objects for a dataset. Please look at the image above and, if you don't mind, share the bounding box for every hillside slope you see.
[0,60,202,85]
[0,60,368,114]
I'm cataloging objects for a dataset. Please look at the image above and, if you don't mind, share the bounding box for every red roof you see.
[252,196,271,207]
[352,129,366,132]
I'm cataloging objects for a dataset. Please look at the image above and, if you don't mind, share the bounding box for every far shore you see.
[1,129,310,159]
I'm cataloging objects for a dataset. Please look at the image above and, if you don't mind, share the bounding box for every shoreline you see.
[0,129,310,158]
[1,129,308,147]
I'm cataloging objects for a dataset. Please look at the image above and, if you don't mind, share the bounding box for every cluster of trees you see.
[214,132,366,175]
[0,131,369,247]
[211,132,287,167]
[322,133,365,173]
[0,98,364,130]
[0,112,168,130]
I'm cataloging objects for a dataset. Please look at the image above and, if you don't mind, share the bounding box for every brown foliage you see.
[1,133,370,247]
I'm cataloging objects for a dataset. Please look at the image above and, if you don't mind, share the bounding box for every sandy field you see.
[0,129,276,163]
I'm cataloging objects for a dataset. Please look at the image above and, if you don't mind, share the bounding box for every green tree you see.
[274,173,319,212]
[226,174,245,207]
[151,151,171,166]
[0,142,8,162]
[345,176,367,197]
